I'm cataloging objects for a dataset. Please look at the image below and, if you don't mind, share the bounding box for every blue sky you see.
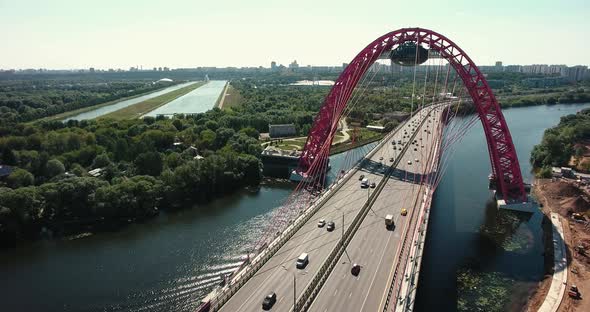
[1,0,588,69]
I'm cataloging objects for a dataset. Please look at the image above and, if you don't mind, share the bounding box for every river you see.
[0,103,588,312]
[63,82,196,121]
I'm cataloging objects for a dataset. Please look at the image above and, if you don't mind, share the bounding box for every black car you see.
[262,292,277,310]
[326,221,335,231]
[359,174,365,181]
[351,263,361,276]
[370,182,376,188]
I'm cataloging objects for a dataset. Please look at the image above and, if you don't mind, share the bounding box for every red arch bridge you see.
[198,27,534,312]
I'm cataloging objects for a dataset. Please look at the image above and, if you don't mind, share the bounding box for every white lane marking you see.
[359,224,394,310]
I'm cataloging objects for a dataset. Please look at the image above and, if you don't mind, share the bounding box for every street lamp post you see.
[281,265,296,310]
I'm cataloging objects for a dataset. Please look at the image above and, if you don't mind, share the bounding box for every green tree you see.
[134,152,163,176]
[6,168,35,188]
[45,159,65,178]
[92,153,112,169]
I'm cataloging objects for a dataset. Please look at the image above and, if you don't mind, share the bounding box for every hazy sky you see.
[1,0,588,69]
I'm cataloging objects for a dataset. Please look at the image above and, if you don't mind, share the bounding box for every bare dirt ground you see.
[525,179,590,312]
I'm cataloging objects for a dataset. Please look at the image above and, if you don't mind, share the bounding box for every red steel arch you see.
[297,27,526,201]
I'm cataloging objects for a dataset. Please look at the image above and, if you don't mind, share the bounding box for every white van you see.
[296,253,309,269]
[360,178,369,188]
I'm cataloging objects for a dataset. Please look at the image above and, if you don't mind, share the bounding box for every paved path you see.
[538,212,568,312]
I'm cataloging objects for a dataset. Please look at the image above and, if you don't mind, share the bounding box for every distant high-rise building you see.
[565,65,588,81]
[271,61,277,70]
[504,65,521,73]
[89,67,95,73]
[288,60,299,69]
[494,61,503,72]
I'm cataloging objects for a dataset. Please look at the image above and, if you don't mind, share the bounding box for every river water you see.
[0,103,588,312]
[63,82,196,121]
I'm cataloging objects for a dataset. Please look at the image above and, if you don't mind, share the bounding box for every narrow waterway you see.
[144,80,227,117]
[1,104,588,312]
[63,82,196,121]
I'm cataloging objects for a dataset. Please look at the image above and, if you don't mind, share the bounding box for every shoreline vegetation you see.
[99,81,205,120]
[531,107,590,176]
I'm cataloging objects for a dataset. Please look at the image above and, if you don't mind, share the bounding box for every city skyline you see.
[1,0,589,69]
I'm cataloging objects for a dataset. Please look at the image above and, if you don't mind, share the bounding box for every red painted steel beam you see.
[297,27,526,201]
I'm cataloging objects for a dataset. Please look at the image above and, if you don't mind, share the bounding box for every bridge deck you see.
[217,106,444,312]
[310,108,444,312]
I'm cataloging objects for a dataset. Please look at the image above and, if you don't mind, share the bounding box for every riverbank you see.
[526,179,590,311]
[99,81,205,119]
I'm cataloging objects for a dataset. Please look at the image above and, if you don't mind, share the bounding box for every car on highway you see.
[262,292,277,310]
[351,263,361,276]
[359,174,365,181]
[326,221,335,232]
[317,219,326,227]
[401,208,408,216]
[296,253,309,269]
[370,182,376,188]
[407,160,412,165]
[414,147,417,151]
[361,178,369,188]
[415,158,419,162]
[379,156,383,161]
[390,157,394,162]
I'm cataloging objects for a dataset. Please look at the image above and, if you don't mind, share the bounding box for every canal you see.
[0,103,588,312]
[144,80,228,117]
[63,82,196,121]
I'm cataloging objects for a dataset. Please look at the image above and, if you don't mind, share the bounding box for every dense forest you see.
[531,108,590,176]
[0,111,262,245]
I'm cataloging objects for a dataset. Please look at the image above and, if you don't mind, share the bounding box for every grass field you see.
[330,128,384,155]
[263,128,384,156]
[99,82,206,119]
[220,84,243,109]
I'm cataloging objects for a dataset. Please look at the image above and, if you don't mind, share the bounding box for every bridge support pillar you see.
[495,193,537,212]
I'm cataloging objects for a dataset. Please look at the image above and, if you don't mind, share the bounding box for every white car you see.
[407,160,412,165]
[415,158,419,162]
[317,219,326,227]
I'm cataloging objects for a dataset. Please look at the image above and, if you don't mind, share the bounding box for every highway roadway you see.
[309,107,445,312]
[218,106,441,312]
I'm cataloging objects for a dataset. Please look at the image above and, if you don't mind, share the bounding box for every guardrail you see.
[296,106,437,312]
[206,111,415,311]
